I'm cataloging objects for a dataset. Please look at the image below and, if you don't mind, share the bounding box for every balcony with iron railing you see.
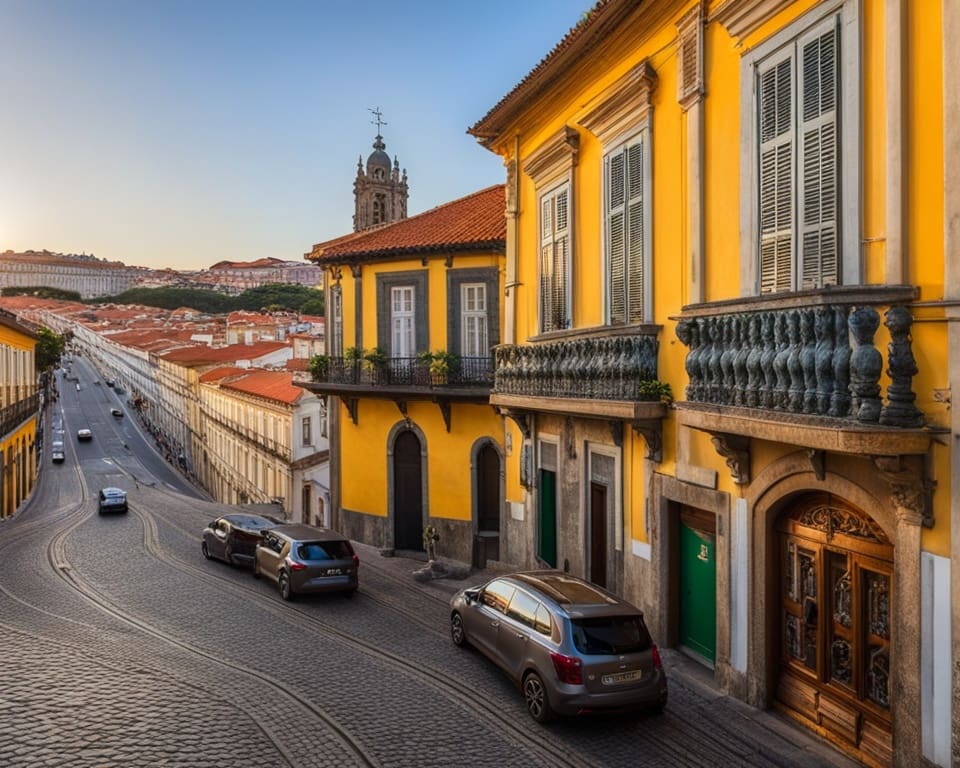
[672,285,941,489]
[0,392,40,438]
[304,354,495,432]
[490,326,666,460]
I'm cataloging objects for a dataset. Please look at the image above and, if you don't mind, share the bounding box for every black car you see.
[202,514,279,567]
[110,408,123,418]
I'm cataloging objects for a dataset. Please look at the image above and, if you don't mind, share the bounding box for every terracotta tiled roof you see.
[284,358,311,372]
[160,340,289,365]
[469,1,636,142]
[199,366,247,383]
[308,185,505,263]
[219,370,306,405]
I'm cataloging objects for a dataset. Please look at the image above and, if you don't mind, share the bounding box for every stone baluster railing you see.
[674,294,923,427]
[493,333,659,401]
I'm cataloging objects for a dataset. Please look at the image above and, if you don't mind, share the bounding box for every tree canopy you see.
[35,326,66,371]
[96,283,323,315]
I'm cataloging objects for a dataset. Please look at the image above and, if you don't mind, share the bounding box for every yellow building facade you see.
[0,313,38,519]
[308,186,507,566]
[470,1,957,765]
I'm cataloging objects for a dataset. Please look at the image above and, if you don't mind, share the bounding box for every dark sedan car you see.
[449,571,667,723]
[202,514,278,567]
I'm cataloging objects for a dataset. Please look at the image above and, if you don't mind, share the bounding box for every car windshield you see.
[297,541,352,560]
[570,615,652,655]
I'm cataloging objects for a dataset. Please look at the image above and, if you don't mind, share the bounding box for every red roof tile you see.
[160,341,289,365]
[199,366,247,382]
[219,370,306,405]
[308,185,505,263]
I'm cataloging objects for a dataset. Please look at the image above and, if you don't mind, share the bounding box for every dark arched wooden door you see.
[393,430,423,551]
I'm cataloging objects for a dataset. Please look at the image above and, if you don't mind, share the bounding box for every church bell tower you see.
[353,108,409,232]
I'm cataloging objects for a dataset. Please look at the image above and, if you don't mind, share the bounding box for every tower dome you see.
[366,134,392,181]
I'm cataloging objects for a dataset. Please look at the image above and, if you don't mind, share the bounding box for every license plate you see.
[325,568,343,576]
[602,670,642,685]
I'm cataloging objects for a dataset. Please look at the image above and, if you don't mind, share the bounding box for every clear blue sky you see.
[0,0,590,271]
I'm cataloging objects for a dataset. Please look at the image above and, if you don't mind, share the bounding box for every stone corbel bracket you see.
[710,432,750,484]
[632,419,663,463]
[344,397,359,425]
[499,408,531,442]
[873,455,934,527]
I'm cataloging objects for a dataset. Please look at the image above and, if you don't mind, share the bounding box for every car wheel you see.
[342,589,356,599]
[201,541,211,560]
[450,611,469,647]
[252,558,260,579]
[523,671,554,723]
[278,572,292,601]
[224,545,234,566]
[649,691,668,715]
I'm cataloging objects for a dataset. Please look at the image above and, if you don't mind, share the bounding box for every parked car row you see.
[202,516,359,600]
[199,516,666,724]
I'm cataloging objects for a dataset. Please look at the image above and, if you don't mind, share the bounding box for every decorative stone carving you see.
[745,315,762,408]
[849,307,883,422]
[814,307,835,414]
[772,313,790,410]
[799,311,817,414]
[710,433,750,484]
[786,311,804,413]
[632,420,663,463]
[760,313,777,408]
[879,307,924,427]
[830,307,852,418]
[873,455,933,527]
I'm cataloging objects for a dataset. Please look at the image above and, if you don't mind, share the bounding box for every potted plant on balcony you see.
[363,346,389,382]
[637,379,673,404]
[415,350,434,385]
[429,350,461,385]
[308,354,329,382]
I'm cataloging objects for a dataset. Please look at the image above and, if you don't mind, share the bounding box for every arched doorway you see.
[775,493,893,765]
[473,440,501,567]
[393,430,423,551]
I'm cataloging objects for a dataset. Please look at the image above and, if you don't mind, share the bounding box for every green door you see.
[538,469,557,568]
[679,513,717,663]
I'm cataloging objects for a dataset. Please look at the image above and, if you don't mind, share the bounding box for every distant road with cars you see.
[0,356,855,767]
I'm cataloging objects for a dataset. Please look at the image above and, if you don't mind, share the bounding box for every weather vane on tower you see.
[369,106,387,136]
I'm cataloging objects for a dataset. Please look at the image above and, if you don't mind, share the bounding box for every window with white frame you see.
[391,286,415,357]
[539,184,571,332]
[460,283,488,356]
[742,4,858,295]
[301,416,312,447]
[604,131,650,323]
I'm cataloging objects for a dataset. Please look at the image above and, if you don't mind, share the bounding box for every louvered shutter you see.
[606,151,627,323]
[799,19,840,289]
[540,195,554,332]
[626,141,645,322]
[758,53,795,294]
[553,188,570,330]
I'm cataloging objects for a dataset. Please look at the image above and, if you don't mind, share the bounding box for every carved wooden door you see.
[777,494,893,766]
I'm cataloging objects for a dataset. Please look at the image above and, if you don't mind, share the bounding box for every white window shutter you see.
[758,54,795,294]
[799,19,840,289]
[626,141,645,322]
[606,151,627,324]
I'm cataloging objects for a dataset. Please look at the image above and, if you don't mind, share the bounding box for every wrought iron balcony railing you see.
[674,286,924,428]
[0,392,39,437]
[312,356,494,389]
[493,332,659,401]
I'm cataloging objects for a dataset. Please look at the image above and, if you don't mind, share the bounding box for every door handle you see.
[491,621,500,629]
[516,632,526,640]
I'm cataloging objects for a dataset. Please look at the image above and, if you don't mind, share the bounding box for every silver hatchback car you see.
[449,571,667,722]
[253,524,358,600]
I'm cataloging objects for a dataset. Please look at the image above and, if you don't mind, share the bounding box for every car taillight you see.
[651,645,663,670]
[285,558,307,571]
[549,652,583,685]
[352,554,360,568]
